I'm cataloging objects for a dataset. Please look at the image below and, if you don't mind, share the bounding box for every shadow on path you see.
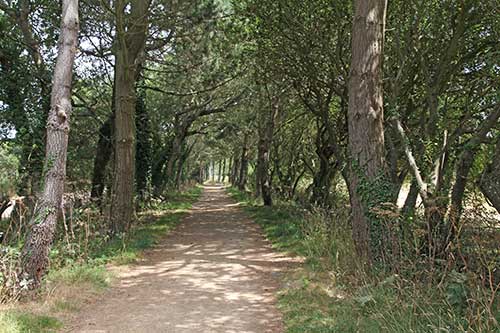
[69,185,299,333]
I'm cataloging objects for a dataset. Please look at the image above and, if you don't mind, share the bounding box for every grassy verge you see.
[227,187,500,333]
[0,186,202,333]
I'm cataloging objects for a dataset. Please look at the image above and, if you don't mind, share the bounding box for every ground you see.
[67,186,296,333]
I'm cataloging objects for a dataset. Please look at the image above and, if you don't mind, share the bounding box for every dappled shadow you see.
[69,186,299,333]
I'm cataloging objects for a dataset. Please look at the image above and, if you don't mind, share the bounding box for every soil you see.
[67,186,296,333]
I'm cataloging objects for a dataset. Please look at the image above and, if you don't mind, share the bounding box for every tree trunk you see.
[238,135,249,191]
[447,107,500,245]
[231,155,240,186]
[135,88,151,203]
[90,117,113,205]
[216,160,221,183]
[347,0,389,261]
[227,158,232,183]
[402,180,419,216]
[165,136,182,185]
[479,137,500,214]
[109,0,150,234]
[110,52,136,234]
[256,101,278,205]
[221,158,227,184]
[151,150,169,196]
[20,0,79,288]
[311,148,335,207]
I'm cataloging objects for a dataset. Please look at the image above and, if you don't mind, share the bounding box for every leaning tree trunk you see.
[20,0,79,288]
[447,107,500,245]
[109,0,150,234]
[347,0,389,262]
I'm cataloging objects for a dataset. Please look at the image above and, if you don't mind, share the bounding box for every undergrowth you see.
[227,187,500,333]
[0,186,202,332]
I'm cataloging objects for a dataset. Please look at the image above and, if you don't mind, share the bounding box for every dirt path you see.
[68,186,296,333]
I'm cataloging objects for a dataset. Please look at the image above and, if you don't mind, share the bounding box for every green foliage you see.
[229,187,500,333]
[0,143,19,198]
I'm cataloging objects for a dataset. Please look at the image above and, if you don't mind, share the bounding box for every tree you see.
[109,0,151,234]
[347,0,390,261]
[20,0,79,288]
[255,84,279,206]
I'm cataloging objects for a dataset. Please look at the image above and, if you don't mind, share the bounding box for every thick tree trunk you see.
[110,53,136,234]
[347,0,389,261]
[20,0,79,288]
[109,0,150,234]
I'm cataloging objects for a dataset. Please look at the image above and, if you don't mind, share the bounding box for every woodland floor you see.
[67,186,297,333]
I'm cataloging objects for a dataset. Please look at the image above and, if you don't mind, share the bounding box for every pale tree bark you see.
[347,0,389,261]
[110,0,151,234]
[20,0,79,288]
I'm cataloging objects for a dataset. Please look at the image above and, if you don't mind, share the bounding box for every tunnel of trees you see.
[0,0,499,330]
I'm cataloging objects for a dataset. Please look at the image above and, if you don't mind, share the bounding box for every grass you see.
[228,187,500,333]
[0,311,62,333]
[0,186,202,332]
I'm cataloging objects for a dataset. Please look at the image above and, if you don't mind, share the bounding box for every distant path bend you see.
[70,185,295,333]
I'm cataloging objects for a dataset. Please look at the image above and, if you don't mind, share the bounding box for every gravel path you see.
[69,186,295,333]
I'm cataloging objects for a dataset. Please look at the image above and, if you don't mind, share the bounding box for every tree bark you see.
[90,117,113,205]
[238,135,249,191]
[447,107,500,243]
[135,88,151,202]
[221,158,227,183]
[20,0,79,288]
[216,160,221,183]
[110,0,150,234]
[256,100,278,205]
[227,158,232,184]
[402,180,419,216]
[479,136,500,214]
[231,155,240,186]
[347,0,389,261]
